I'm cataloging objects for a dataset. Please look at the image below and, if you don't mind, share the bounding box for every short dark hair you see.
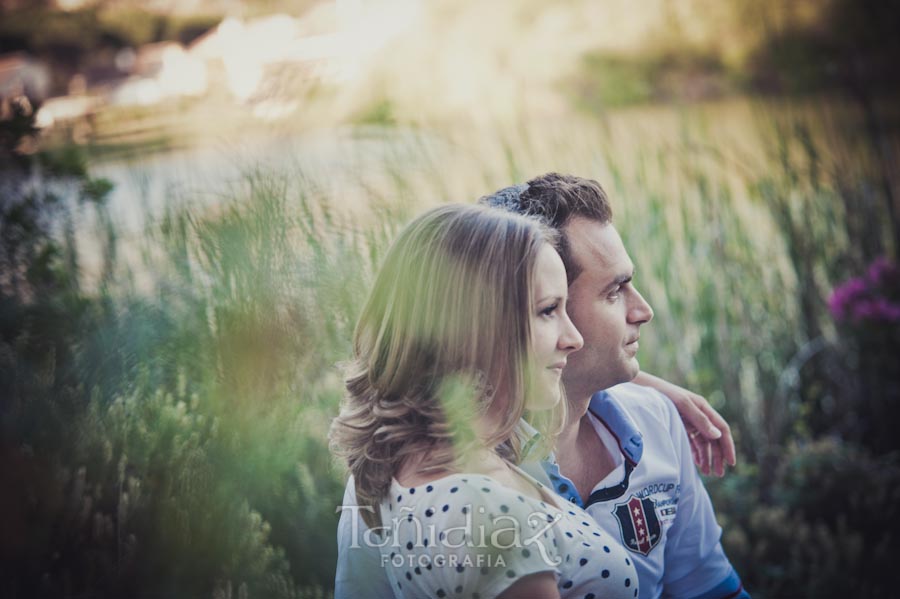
[479,172,613,283]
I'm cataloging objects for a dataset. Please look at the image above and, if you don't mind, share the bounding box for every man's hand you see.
[631,371,736,476]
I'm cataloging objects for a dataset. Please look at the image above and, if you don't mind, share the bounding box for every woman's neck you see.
[395,443,507,488]
[394,393,512,486]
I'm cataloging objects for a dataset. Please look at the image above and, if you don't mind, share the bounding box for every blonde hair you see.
[329,204,561,527]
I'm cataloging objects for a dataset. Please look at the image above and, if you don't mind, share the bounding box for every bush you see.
[2,102,351,597]
[710,439,900,598]
[572,47,731,110]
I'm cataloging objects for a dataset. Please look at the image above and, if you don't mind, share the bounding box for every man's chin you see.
[563,363,638,396]
[630,360,642,376]
[620,359,641,384]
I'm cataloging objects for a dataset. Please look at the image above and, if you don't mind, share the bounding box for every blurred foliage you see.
[709,439,900,598]
[744,0,900,97]
[0,5,219,95]
[1,102,374,597]
[572,0,900,110]
[352,99,397,127]
[574,49,730,108]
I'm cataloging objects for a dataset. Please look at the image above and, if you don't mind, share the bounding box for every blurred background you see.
[1,0,899,597]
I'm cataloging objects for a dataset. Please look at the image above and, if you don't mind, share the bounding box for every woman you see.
[330,205,638,598]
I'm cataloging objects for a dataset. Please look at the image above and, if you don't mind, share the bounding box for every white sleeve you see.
[335,477,398,599]
[659,401,737,598]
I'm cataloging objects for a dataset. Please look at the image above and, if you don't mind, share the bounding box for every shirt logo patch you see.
[613,494,662,555]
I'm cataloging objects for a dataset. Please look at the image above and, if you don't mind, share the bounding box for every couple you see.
[330,173,749,598]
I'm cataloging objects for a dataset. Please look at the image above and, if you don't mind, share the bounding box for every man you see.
[335,173,747,598]
[492,173,748,598]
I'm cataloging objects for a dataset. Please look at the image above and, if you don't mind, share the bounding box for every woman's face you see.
[528,244,584,410]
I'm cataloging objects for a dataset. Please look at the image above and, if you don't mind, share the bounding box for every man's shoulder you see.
[604,381,677,428]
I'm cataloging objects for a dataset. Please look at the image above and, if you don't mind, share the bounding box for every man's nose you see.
[629,289,654,325]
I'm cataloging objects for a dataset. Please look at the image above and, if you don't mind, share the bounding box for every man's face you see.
[561,217,654,399]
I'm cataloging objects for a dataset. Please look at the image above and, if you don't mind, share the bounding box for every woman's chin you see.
[527,388,561,411]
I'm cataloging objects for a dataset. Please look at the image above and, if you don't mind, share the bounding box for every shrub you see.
[710,439,900,598]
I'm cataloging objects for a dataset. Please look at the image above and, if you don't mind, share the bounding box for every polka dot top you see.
[380,467,638,598]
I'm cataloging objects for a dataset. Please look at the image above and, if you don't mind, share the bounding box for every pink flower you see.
[867,256,897,286]
[829,258,900,325]
[828,276,867,320]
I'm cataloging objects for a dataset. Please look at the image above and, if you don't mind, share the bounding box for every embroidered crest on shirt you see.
[613,495,662,555]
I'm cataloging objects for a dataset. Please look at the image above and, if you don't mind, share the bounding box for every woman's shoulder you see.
[389,472,537,507]
[385,471,558,532]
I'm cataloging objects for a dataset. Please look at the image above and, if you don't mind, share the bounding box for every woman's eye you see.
[540,304,558,317]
